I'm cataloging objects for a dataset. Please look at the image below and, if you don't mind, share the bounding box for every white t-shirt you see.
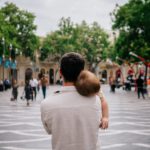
[30,79,38,87]
[41,86,101,150]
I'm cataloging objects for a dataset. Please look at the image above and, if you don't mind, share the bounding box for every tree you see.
[112,0,150,62]
[0,2,39,59]
[41,17,110,72]
[81,22,110,71]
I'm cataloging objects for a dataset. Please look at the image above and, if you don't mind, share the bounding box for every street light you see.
[2,37,5,54]
[15,48,18,55]
[9,43,12,51]
[116,56,119,60]
[2,37,5,82]
[33,52,39,77]
[129,51,145,62]
[9,43,13,83]
[30,61,33,66]
[116,56,124,62]
[129,51,138,57]
[10,47,19,82]
[9,43,12,59]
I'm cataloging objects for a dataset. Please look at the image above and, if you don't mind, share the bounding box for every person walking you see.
[4,78,11,90]
[11,80,19,101]
[40,74,48,99]
[109,76,116,92]
[24,80,32,106]
[30,77,38,100]
[0,79,4,92]
[147,77,150,98]
[136,75,145,99]
[41,52,102,150]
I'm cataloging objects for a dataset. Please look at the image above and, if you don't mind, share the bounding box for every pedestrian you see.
[147,77,150,98]
[59,76,63,85]
[37,79,40,92]
[11,80,19,101]
[136,75,145,99]
[41,52,101,150]
[40,74,48,99]
[29,77,38,100]
[0,79,4,92]
[125,75,132,91]
[24,80,32,106]
[4,78,11,90]
[75,70,109,129]
[109,76,116,92]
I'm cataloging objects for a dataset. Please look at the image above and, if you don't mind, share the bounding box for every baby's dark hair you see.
[75,70,100,96]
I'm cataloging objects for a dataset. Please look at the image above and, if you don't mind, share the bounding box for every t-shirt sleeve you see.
[40,102,52,134]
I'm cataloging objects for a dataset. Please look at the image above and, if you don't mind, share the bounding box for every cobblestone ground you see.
[0,85,150,150]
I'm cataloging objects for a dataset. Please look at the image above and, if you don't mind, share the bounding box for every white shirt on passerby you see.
[0,80,3,85]
[41,86,101,150]
[29,78,38,87]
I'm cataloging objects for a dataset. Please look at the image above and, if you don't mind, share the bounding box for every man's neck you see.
[63,82,74,86]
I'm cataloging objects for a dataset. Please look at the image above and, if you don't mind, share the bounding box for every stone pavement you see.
[0,85,150,150]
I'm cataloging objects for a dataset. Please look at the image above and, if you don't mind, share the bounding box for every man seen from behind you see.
[41,52,101,150]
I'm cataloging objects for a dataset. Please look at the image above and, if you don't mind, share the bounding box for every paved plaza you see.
[0,85,150,150]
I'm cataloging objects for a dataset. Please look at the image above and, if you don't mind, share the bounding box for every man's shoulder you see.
[40,91,67,113]
[41,91,63,105]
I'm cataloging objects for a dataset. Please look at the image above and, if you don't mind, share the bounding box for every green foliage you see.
[0,2,39,59]
[112,0,150,62]
[41,17,110,69]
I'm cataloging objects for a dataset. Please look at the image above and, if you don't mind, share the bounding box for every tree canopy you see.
[41,17,110,71]
[0,2,39,59]
[112,0,150,62]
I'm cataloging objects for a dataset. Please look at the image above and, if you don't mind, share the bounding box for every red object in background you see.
[116,69,121,78]
[128,69,134,75]
[139,70,144,75]
[147,62,150,67]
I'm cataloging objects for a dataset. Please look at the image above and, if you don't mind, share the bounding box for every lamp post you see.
[2,37,5,82]
[11,47,18,82]
[34,52,39,77]
[129,52,145,62]
[9,44,12,82]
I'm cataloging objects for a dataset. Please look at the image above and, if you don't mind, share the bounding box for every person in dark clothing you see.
[0,79,4,92]
[109,76,116,92]
[40,74,48,99]
[11,80,19,101]
[24,80,32,106]
[136,75,145,99]
[4,78,11,90]
[29,77,38,101]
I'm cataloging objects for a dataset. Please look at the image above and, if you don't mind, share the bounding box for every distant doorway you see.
[25,68,33,82]
[49,68,54,84]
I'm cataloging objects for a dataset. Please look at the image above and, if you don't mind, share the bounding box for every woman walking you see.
[24,80,32,106]
[11,80,19,101]
[40,74,48,99]
[136,75,145,99]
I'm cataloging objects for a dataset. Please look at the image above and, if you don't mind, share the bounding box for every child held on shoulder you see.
[75,70,109,129]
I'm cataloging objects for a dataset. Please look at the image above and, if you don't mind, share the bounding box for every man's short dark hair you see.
[60,52,85,82]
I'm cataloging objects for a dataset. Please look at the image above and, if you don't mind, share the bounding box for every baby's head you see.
[75,70,100,96]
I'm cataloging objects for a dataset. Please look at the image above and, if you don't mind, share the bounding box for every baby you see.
[75,70,109,129]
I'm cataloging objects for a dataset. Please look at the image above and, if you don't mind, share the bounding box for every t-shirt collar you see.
[60,86,76,92]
